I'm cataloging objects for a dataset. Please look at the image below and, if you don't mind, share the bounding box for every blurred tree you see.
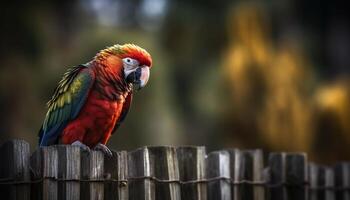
[0,0,349,164]
[0,0,82,145]
[159,0,231,147]
[222,1,350,163]
[314,80,350,162]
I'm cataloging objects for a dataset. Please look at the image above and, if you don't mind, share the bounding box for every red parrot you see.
[38,44,152,155]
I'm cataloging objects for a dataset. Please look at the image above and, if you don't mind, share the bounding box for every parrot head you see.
[96,44,152,90]
[120,44,152,90]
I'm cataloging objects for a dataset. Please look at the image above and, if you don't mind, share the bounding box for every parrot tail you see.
[38,126,44,145]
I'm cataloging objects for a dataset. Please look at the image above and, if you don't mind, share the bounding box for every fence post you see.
[104,150,128,200]
[57,145,81,200]
[176,146,207,200]
[334,162,350,200]
[309,163,320,200]
[81,150,104,200]
[30,146,58,200]
[206,150,231,200]
[309,163,335,200]
[267,153,286,200]
[148,146,181,200]
[286,153,308,200]
[128,147,155,200]
[6,139,350,200]
[268,153,308,200]
[324,166,335,200]
[231,149,264,200]
[0,140,30,200]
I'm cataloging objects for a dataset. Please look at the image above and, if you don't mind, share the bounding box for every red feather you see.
[61,90,123,147]
[121,44,152,67]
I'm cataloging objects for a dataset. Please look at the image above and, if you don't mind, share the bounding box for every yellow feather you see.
[58,96,64,107]
[66,94,71,104]
[71,79,81,93]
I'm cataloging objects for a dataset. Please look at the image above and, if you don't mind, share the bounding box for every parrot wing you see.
[112,91,133,133]
[39,64,95,146]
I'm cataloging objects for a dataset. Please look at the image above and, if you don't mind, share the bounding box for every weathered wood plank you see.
[324,166,335,200]
[231,149,264,200]
[57,145,81,200]
[117,151,128,200]
[176,146,207,200]
[268,153,286,200]
[285,153,307,200]
[206,150,231,200]
[104,150,118,200]
[128,147,155,200]
[309,163,322,200]
[148,146,181,200]
[253,150,265,200]
[81,150,104,200]
[104,150,128,200]
[30,146,58,200]
[268,153,307,200]
[0,140,30,200]
[334,163,350,200]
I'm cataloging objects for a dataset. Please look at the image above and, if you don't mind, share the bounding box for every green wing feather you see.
[39,64,95,146]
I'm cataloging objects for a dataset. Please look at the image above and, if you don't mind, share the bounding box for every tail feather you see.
[38,126,44,145]
[38,123,65,146]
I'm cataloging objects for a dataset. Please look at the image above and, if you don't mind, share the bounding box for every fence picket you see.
[324,166,335,200]
[57,145,81,200]
[232,150,264,200]
[309,163,335,200]
[285,153,307,200]
[334,163,350,200]
[309,163,321,200]
[0,140,30,200]
[104,150,128,200]
[148,146,181,200]
[81,150,104,200]
[206,150,231,200]
[128,147,155,200]
[30,146,58,200]
[268,153,307,200]
[267,153,286,200]
[177,146,207,200]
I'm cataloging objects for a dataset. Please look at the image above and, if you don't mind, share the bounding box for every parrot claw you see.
[94,143,113,157]
[71,140,90,152]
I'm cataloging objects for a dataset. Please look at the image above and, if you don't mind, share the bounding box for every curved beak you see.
[125,66,150,90]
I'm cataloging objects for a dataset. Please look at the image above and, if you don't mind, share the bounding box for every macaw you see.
[38,44,152,155]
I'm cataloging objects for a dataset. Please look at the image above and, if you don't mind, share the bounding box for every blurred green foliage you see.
[0,0,349,164]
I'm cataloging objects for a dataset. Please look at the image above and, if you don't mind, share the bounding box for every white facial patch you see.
[122,57,139,77]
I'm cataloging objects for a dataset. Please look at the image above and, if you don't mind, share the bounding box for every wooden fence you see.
[0,139,349,200]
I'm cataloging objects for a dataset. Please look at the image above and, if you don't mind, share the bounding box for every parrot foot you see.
[94,143,113,157]
[72,140,90,152]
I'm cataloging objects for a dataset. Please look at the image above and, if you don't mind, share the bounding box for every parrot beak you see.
[126,66,150,90]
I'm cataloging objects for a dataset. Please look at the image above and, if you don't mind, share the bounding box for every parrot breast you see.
[60,90,126,147]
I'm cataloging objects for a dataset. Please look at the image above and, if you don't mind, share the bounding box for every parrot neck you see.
[92,60,132,101]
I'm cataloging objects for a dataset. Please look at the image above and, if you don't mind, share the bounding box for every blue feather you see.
[39,65,94,146]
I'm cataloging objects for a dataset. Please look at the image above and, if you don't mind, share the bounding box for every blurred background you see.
[0,0,349,164]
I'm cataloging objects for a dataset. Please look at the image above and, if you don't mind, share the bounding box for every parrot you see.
[38,44,152,155]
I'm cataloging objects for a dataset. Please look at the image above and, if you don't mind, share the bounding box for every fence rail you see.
[0,139,349,200]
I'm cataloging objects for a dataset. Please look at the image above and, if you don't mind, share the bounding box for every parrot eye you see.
[122,57,139,67]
